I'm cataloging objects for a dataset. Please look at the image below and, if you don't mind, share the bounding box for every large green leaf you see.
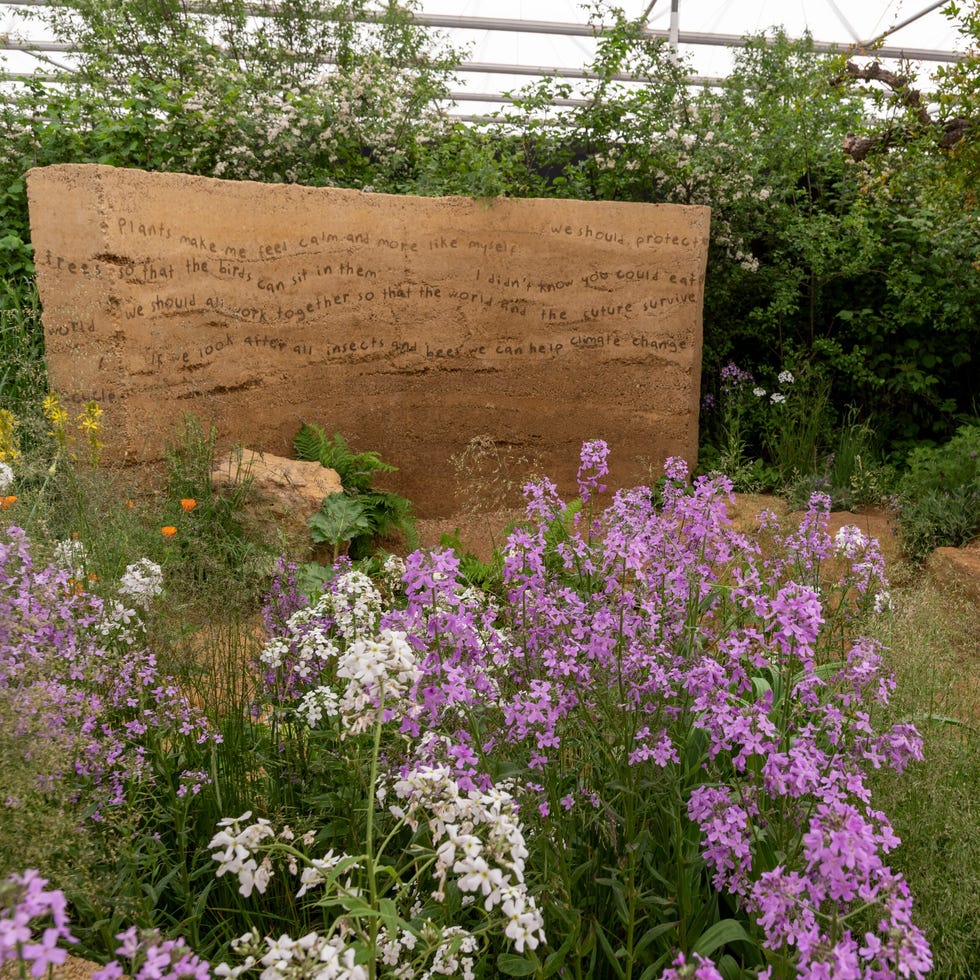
[495,952,539,976]
[692,918,754,959]
[308,494,373,545]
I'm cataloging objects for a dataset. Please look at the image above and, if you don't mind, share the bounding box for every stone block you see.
[28,164,710,516]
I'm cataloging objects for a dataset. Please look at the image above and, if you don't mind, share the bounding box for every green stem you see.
[363,686,386,980]
[674,796,690,954]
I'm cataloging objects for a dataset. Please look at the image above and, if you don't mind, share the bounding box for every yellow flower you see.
[161,525,178,539]
[180,498,197,512]
[43,392,70,454]
[76,401,104,466]
[0,410,20,465]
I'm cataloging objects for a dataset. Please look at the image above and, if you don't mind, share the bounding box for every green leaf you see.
[308,495,373,545]
[692,919,753,959]
[593,920,627,980]
[495,953,538,976]
[294,422,331,466]
[541,913,582,978]
[633,920,679,958]
[377,897,402,937]
[900,711,980,734]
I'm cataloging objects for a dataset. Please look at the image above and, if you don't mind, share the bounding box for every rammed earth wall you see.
[28,164,710,516]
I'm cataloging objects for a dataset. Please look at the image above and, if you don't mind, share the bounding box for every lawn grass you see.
[868,580,980,980]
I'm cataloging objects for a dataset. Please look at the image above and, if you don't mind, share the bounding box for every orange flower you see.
[1,495,16,509]
[180,498,197,512]
[161,525,178,539]
[126,499,135,509]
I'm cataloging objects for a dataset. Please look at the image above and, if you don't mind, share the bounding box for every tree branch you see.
[835,59,973,159]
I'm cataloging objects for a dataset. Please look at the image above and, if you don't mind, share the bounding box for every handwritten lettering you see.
[570,334,622,348]
[257,242,289,259]
[151,293,197,313]
[40,200,706,436]
[119,218,171,238]
[576,225,625,245]
[45,318,96,336]
[583,303,634,321]
[631,335,689,352]
[376,237,417,254]
[467,239,518,256]
[641,294,696,312]
[635,233,710,248]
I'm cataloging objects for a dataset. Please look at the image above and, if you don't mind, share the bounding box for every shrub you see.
[896,422,980,561]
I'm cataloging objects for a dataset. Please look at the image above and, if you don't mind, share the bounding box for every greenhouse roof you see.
[0,0,969,118]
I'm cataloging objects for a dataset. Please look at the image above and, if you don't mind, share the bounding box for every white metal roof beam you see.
[861,0,949,48]
[824,0,862,44]
[0,32,963,66]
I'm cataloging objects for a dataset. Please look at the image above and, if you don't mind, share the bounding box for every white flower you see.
[873,590,891,614]
[210,812,275,895]
[0,461,13,494]
[770,392,786,404]
[295,851,347,898]
[834,524,869,558]
[119,558,163,609]
[240,855,274,897]
[778,370,795,384]
[753,387,767,398]
[52,538,88,576]
[296,687,341,728]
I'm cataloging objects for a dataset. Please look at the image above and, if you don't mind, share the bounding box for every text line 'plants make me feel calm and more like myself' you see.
[0,440,933,980]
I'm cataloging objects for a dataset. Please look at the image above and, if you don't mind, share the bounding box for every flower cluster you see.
[92,928,210,980]
[52,537,88,577]
[216,929,365,980]
[434,444,920,976]
[249,440,925,978]
[0,409,20,465]
[834,523,870,559]
[207,778,540,978]
[0,526,219,818]
[259,565,384,701]
[334,628,420,736]
[0,434,936,979]
[0,870,76,978]
[118,558,164,610]
[210,812,276,897]
[390,764,545,954]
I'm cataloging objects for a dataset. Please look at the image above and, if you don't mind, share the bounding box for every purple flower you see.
[660,951,726,979]
[576,439,609,504]
[720,361,753,387]
[0,528,218,818]
[0,870,77,976]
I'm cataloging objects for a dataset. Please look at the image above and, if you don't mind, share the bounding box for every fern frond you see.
[294,423,331,467]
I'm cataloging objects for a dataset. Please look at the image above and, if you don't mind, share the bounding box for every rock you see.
[211,449,342,558]
[926,539,980,608]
